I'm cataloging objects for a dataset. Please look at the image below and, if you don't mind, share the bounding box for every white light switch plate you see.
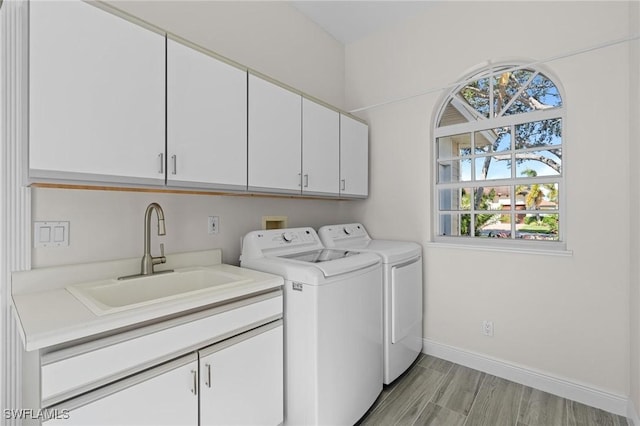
[34,221,69,247]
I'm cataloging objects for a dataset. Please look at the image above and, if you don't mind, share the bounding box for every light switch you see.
[34,221,69,248]
[53,226,65,243]
[39,226,51,243]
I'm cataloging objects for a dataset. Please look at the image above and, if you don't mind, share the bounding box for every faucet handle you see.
[153,243,167,266]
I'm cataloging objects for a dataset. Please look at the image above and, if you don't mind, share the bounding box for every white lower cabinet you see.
[45,321,283,426]
[35,292,284,426]
[199,322,283,426]
[44,355,199,426]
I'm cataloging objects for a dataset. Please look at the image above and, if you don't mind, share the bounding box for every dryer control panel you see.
[317,223,370,246]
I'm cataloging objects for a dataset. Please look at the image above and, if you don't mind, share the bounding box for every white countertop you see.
[11,249,283,351]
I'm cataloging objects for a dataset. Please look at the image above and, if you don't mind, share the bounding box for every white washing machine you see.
[240,227,383,426]
[318,223,423,385]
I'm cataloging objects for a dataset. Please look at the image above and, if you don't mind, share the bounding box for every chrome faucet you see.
[141,202,167,276]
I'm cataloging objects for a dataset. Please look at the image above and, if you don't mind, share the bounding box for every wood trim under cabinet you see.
[31,183,358,201]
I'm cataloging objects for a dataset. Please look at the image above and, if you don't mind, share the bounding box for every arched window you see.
[434,63,564,246]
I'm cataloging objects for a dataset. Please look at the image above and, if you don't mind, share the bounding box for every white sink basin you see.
[66,267,251,316]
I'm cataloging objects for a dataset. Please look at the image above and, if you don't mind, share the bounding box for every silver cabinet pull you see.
[190,369,198,395]
[298,173,302,187]
[158,153,164,174]
[205,363,211,388]
[341,179,346,191]
[171,155,177,175]
[304,174,309,188]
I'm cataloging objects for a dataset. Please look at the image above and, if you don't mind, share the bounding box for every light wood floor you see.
[358,354,629,426]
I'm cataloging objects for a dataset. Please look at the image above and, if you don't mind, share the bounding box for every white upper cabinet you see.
[167,39,247,191]
[27,1,368,198]
[302,98,340,196]
[340,114,369,198]
[29,1,165,185]
[248,74,302,194]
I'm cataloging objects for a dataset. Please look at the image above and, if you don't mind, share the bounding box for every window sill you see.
[426,240,573,257]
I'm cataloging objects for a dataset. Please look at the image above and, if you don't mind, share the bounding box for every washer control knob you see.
[343,226,353,235]
[282,232,294,242]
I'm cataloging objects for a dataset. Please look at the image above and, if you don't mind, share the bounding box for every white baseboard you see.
[423,338,628,418]
[629,399,640,426]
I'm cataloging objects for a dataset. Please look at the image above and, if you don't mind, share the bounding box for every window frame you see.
[432,62,567,252]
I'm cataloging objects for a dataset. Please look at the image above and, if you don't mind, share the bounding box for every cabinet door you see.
[200,322,283,426]
[167,39,247,191]
[302,98,340,196]
[45,355,198,426]
[248,74,302,194]
[29,0,165,185]
[340,114,369,198]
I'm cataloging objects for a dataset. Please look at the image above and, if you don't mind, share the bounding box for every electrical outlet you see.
[207,216,219,234]
[481,320,494,337]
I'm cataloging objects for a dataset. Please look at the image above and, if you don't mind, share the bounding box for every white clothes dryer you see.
[240,227,383,426]
[318,223,423,385]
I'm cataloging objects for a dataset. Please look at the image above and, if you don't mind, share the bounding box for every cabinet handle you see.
[205,363,211,388]
[158,153,164,174]
[304,174,309,188]
[341,179,346,191]
[171,155,177,175]
[298,173,302,187]
[190,369,198,395]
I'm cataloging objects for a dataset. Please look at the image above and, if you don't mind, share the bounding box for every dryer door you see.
[391,257,422,344]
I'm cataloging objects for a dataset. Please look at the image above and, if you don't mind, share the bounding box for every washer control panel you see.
[244,227,322,255]
[276,229,316,245]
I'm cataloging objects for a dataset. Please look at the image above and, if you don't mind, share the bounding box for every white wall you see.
[346,1,630,398]
[30,1,353,270]
[31,188,358,267]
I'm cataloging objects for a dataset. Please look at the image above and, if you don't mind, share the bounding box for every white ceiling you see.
[290,1,434,45]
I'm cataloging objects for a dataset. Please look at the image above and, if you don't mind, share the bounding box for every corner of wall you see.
[629,0,640,421]
[629,400,640,426]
